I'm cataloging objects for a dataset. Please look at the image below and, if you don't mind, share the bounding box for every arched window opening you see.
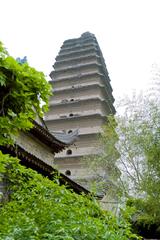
[68,130,73,134]
[69,113,74,117]
[65,170,71,176]
[66,149,72,155]
[70,99,74,102]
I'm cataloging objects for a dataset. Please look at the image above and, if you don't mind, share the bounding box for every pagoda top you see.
[81,32,95,38]
[63,32,96,45]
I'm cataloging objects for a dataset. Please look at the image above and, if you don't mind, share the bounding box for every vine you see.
[0,41,51,145]
[0,155,140,240]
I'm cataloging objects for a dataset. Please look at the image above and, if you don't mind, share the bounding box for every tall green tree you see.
[82,116,120,197]
[116,94,160,197]
[85,92,160,233]
[0,41,51,145]
[85,93,160,195]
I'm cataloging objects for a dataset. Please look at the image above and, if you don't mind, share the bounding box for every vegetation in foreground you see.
[0,155,140,240]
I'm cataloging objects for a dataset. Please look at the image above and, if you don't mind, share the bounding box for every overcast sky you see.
[1,0,160,100]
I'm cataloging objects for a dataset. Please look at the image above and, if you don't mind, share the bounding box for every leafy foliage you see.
[82,116,120,196]
[115,95,160,203]
[114,95,160,233]
[0,41,51,145]
[0,155,140,240]
[83,92,160,235]
[125,198,160,237]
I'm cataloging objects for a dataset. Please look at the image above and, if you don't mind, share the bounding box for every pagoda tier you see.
[45,32,116,183]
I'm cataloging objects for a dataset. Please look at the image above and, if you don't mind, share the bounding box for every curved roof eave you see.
[30,120,78,152]
[51,129,79,145]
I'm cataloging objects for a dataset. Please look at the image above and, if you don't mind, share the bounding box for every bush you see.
[0,155,140,240]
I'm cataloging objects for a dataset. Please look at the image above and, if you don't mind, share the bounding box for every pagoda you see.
[45,32,115,184]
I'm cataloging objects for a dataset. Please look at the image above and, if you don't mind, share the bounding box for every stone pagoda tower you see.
[45,32,115,184]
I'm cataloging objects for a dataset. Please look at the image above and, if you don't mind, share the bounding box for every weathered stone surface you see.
[45,32,116,185]
[16,132,54,167]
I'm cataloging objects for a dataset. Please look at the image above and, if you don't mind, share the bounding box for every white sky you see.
[1,0,160,100]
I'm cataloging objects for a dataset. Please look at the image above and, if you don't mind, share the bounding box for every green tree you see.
[85,92,160,234]
[82,116,120,197]
[116,94,160,197]
[0,41,51,145]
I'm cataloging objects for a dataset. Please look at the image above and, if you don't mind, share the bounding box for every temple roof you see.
[30,120,78,153]
[0,120,93,196]
[0,144,94,196]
